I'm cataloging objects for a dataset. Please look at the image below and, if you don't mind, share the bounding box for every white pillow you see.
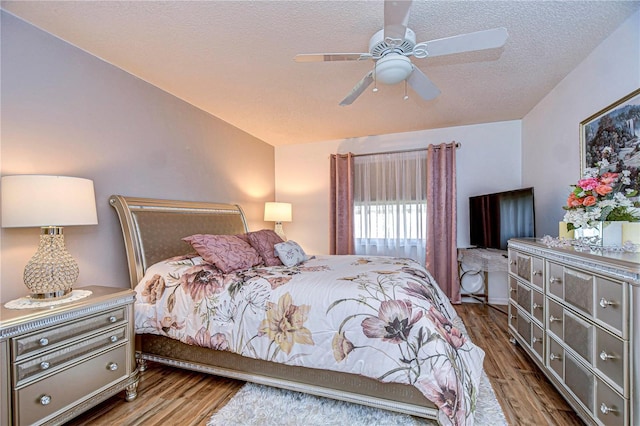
[274,240,309,267]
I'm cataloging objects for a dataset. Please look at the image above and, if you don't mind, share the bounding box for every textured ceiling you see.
[2,1,639,146]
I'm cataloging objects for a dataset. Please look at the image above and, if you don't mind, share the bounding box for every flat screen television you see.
[469,187,535,250]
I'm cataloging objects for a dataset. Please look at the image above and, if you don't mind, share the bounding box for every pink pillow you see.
[247,229,284,266]
[183,234,262,273]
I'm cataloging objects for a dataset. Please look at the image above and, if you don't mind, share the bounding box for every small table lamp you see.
[1,175,98,299]
[264,202,292,240]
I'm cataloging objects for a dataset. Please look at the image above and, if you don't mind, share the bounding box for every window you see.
[353,150,427,264]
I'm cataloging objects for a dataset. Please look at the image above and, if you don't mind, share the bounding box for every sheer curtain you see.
[426,142,460,303]
[353,151,427,265]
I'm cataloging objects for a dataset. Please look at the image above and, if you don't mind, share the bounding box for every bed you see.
[109,195,485,425]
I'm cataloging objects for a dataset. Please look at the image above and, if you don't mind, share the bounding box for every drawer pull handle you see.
[600,350,617,361]
[509,314,516,320]
[110,335,118,343]
[532,337,540,344]
[39,337,49,347]
[39,395,51,406]
[599,298,616,309]
[549,315,561,323]
[549,353,562,361]
[549,277,562,284]
[509,287,516,293]
[40,361,50,370]
[108,316,117,323]
[600,403,617,415]
[108,362,119,371]
[532,303,543,310]
[510,260,516,265]
[533,270,542,276]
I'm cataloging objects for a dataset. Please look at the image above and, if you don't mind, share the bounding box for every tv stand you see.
[457,247,509,304]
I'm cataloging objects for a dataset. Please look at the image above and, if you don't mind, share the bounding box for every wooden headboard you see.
[109,195,248,289]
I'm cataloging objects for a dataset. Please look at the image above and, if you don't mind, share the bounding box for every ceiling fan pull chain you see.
[372,61,379,93]
[404,81,409,100]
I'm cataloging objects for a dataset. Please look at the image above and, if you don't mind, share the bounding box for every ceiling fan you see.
[294,0,508,106]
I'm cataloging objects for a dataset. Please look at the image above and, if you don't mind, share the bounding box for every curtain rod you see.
[349,142,461,158]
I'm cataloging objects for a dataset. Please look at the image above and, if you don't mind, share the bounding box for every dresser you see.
[508,238,639,426]
[0,286,138,426]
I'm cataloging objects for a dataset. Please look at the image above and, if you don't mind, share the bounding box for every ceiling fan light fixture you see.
[375,54,413,85]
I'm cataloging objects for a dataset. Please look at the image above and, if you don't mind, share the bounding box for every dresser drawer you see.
[547,336,564,380]
[596,377,627,426]
[547,298,563,340]
[547,261,564,299]
[508,303,518,331]
[547,262,597,317]
[513,251,532,283]
[531,323,544,361]
[532,289,544,324]
[595,328,627,396]
[15,345,128,425]
[13,307,126,361]
[516,308,532,345]
[531,256,544,290]
[14,325,128,386]
[595,276,626,338]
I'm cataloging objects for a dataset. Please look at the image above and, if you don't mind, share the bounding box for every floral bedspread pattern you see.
[134,255,485,425]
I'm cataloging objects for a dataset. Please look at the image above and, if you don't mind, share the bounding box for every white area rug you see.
[207,370,506,426]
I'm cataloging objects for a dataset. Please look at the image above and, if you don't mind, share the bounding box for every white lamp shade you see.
[264,202,292,222]
[375,53,413,85]
[2,175,98,227]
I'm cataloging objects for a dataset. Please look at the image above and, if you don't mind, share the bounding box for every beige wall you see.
[522,10,640,236]
[0,12,275,302]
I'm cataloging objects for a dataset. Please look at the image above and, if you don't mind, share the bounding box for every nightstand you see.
[0,286,139,426]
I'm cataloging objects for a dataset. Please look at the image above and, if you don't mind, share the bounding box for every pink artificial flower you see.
[577,177,599,191]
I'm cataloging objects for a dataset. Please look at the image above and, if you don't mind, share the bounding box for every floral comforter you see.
[134,254,485,425]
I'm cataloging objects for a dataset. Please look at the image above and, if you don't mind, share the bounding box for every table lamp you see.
[1,175,98,299]
[264,202,292,240]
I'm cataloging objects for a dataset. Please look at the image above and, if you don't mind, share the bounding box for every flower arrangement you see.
[563,157,640,231]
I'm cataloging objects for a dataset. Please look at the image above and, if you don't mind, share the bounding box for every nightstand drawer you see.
[13,307,126,360]
[15,345,128,426]
[14,325,128,386]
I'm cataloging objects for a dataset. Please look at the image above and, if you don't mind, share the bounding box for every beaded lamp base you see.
[24,226,79,299]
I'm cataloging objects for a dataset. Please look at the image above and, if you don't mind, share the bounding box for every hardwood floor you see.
[64,303,584,425]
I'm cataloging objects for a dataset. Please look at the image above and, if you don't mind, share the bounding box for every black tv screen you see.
[469,187,535,250]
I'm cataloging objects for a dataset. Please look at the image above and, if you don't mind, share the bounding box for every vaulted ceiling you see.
[2,1,639,146]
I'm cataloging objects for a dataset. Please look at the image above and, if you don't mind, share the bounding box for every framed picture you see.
[580,88,640,189]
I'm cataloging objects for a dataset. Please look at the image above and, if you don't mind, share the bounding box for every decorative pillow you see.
[247,229,284,266]
[182,234,262,273]
[274,240,309,267]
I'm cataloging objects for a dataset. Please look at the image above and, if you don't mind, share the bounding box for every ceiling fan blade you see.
[295,53,372,62]
[413,27,508,58]
[407,67,440,101]
[384,0,412,45]
[339,70,375,106]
